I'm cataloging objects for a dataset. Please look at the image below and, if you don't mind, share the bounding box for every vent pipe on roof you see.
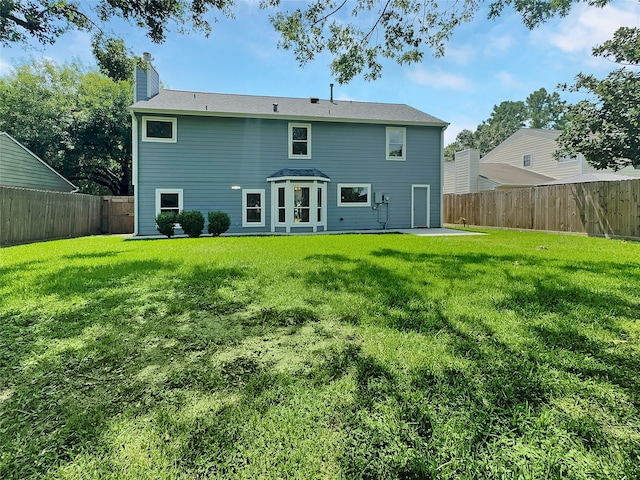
[330,83,334,103]
[273,103,278,113]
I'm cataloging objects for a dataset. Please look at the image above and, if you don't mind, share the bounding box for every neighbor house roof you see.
[479,163,554,186]
[131,89,448,127]
[0,132,77,192]
[540,173,636,185]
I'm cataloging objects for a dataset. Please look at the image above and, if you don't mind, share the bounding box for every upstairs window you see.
[386,127,406,160]
[523,154,532,167]
[143,116,177,143]
[289,123,311,159]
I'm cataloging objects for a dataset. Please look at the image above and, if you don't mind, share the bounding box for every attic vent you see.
[310,97,319,104]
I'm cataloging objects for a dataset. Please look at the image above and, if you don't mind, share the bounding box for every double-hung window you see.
[143,116,177,143]
[155,189,183,218]
[242,189,265,227]
[523,154,532,167]
[289,123,311,159]
[386,127,406,160]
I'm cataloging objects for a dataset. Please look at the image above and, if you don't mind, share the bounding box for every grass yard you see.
[0,230,639,479]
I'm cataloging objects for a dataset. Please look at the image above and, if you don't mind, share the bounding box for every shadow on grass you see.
[298,250,640,477]
[1,243,639,478]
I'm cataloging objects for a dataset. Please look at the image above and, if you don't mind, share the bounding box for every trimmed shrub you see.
[208,211,231,236]
[155,212,176,238]
[177,210,205,238]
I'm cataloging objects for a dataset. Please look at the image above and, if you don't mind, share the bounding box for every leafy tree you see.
[558,71,639,170]
[0,60,132,194]
[557,28,640,170]
[444,87,568,160]
[265,0,618,83]
[1,0,234,80]
[591,26,640,64]
[526,87,566,129]
[444,129,476,162]
[1,0,619,83]
[473,100,528,155]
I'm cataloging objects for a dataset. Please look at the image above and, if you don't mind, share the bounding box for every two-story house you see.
[131,60,448,235]
[444,128,640,194]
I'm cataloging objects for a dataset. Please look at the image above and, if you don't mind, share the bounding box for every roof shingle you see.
[131,89,447,126]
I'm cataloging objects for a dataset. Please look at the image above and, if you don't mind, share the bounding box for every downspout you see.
[131,112,139,236]
[440,126,446,227]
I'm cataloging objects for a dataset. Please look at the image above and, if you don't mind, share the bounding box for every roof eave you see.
[129,106,448,127]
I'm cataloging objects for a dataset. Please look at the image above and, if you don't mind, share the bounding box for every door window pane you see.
[245,192,262,223]
[294,187,310,223]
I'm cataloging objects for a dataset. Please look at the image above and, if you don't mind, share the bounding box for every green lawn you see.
[1,230,639,479]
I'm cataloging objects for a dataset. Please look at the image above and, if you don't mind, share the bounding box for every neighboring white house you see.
[444,128,640,194]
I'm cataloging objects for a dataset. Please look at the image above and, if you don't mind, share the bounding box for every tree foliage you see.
[557,28,640,170]
[1,0,234,80]
[0,60,132,194]
[1,0,617,83]
[265,0,615,83]
[444,87,567,161]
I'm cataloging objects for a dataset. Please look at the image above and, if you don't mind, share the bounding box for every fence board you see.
[444,179,640,238]
[1,187,134,246]
[102,196,134,234]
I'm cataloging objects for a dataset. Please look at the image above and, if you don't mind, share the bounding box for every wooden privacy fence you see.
[102,195,134,234]
[443,179,640,238]
[1,187,134,246]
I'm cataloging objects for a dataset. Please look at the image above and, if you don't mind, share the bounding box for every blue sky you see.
[1,0,639,144]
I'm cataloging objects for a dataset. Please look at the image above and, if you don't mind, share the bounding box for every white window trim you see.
[288,123,312,159]
[270,181,327,233]
[523,153,532,168]
[386,127,406,161]
[242,189,265,227]
[143,116,178,143]
[155,188,183,216]
[337,183,371,207]
[558,154,579,163]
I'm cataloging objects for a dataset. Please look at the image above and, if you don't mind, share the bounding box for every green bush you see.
[177,210,205,238]
[155,212,177,238]
[208,211,231,236]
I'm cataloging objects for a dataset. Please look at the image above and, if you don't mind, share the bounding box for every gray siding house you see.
[0,132,77,192]
[131,62,448,235]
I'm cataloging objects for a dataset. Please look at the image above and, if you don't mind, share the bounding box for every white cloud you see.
[535,2,640,54]
[443,44,476,65]
[494,71,524,89]
[444,120,477,145]
[484,34,514,55]
[406,66,473,91]
[0,58,13,76]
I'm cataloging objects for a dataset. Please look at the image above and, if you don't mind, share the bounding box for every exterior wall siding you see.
[134,66,160,102]
[0,134,75,192]
[481,130,580,179]
[443,162,455,194]
[136,114,442,234]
